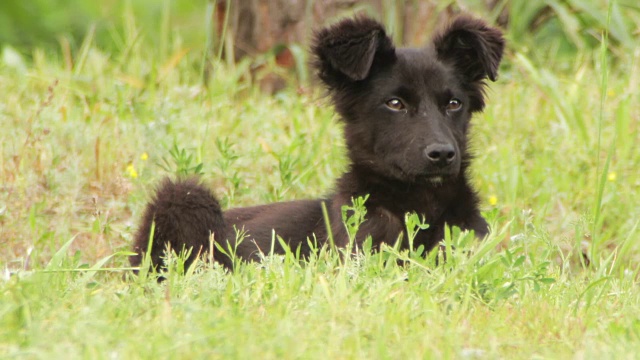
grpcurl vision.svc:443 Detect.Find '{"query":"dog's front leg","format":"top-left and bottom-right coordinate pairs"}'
top-left (468, 213), bottom-right (490, 239)
top-left (353, 208), bottom-right (406, 251)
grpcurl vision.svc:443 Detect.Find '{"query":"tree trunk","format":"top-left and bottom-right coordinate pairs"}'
top-left (208, 0), bottom-right (460, 91)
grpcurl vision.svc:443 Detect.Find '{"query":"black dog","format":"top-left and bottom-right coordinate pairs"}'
top-left (131, 14), bottom-right (504, 270)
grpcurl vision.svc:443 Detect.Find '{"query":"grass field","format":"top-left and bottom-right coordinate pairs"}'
top-left (2, 2), bottom-right (640, 358)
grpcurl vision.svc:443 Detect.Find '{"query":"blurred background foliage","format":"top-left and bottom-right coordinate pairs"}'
top-left (0, 0), bottom-right (207, 55)
top-left (0, 0), bottom-right (639, 76)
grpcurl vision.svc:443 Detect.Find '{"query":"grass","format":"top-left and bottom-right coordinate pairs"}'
top-left (2, 4), bottom-right (640, 359)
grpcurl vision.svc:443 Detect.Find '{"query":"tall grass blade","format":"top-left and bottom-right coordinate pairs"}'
top-left (216, 0), bottom-right (231, 63)
top-left (73, 25), bottom-right (96, 75)
top-left (45, 236), bottom-right (78, 270)
top-left (321, 201), bottom-right (336, 252)
top-left (201, 0), bottom-right (215, 83)
top-left (78, 252), bottom-right (129, 283)
top-left (591, 0), bottom-right (612, 260)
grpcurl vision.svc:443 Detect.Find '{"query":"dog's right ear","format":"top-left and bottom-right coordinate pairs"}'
top-left (432, 15), bottom-right (504, 83)
top-left (312, 16), bottom-right (395, 86)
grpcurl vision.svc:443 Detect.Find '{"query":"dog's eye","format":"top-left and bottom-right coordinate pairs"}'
top-left (446, 98), bottom-right (462, 112)
top-left (385, 98), bottom-right (406, 111)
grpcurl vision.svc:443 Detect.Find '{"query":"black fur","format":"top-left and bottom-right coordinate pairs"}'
top-left (131, 14), bottom-right (505, 270)
top-left (130, 178), bottom-right (229, 269)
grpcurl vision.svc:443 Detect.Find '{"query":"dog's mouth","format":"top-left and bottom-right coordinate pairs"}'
top-left (422, 173), bottom-right (456, 186)
top-left (421, 163), bottom-right (461, 184)
top-left (391, 164), bottom-right (458, 185)
top-left (427, 175), bottom-right (445, 185)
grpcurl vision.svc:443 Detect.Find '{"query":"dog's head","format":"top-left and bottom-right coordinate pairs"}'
top-left (312, 15), bottom-right (504, 184)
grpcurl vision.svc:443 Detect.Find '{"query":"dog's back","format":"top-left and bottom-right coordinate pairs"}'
top-left (223, 200), bottom-right (327, 261)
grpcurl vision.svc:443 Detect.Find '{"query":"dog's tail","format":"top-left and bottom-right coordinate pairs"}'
top-left (130, 177), bottom-right (227, 271)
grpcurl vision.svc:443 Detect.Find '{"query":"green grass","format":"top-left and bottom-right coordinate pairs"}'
top-left (2, 4), bottom-right (640, 359)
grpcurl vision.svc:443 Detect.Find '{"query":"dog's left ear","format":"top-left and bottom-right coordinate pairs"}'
top-left (433, 16), bottom-right (505, 82)
top-left (312, 16), bottom-right (395, 86)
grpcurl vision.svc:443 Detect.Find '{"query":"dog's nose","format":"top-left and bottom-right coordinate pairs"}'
top-left (424, 143), bottom-right (456, 167)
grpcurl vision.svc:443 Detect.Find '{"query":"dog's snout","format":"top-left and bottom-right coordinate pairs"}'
top-left (424, 143), bottom-right (456, 167)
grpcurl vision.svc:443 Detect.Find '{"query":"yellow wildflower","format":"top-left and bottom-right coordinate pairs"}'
top-left (140, 152), bottom-right (149, 161)
top-left (126, 164), bottom-right (138, 179)
top-left (488, 195), bottom-right (498, 206)
top-left (607, 172), bottom-right (616, 182)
